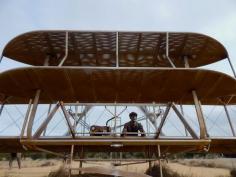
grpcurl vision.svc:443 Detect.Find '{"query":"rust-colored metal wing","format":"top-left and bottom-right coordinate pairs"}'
top-left (0, 67), bottom-right (236, 104)
top-left (2, 31), bottom-right (228, 67)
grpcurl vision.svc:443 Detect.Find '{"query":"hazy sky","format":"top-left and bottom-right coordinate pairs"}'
top-left (0, 0), bottom-right (236, 71)
top-left (0, 0), bottom-right (236, 136)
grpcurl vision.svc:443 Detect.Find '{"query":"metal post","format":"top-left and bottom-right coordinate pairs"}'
top-left (0, 55), bottom-right (3, 64)
top-left (0, 103), bottom-right (5, 116)
top-left (69, 145), bottom-right (74, 177)
top-left (183, 53), bottom-right (190, 141)
top-left (43, 104), bottom-right (52, 136)
top-left (158, 145), bottom-right (163, 177)
top-left (83, 109), bottom-right (86, 136)
top-left (20, 99), bottom-right (32, 138)
top-left (180, 104), bottom-right (188, 136)
top-left (198, 101), bottom-right (209, 137)
top-left (152, 102), bottom-right (159, 133)
top-left (44, 55), bottom-right (50, 66)
top-left (146, 107), bottom-right (149, 136)
top-left (166, 32), bottom-right (176, 68)
top-left (116, 32), bottom-right (119, 68)
top-left (172, 103), bottom-right (198, 139)
top-left (33, 103), bottom-right (60, 139)
top-left (227, 57), bottom-right (236, 78)
top-left (184, 56), bottom-right (190, 68)
top-left (27, 89), bottom-right (41, 139)
top-left (74, 103), bottom-right (79, 131)
top-left (223, 104), bottom-right (236, 136)
top-left (192, 90), bottom-right (207, 139)
top-left (114, 103), bottom-right (117, 136)
top-left (148, 146), bottom-right (152, 169)
top-left (156, 103), bottom-right (172, 138)
top-left (59, 31), bottom-right (69, 66)
top-left (79, 147), bottom-right (84, 175)
top-left (60, 101), bottom-right (75, 138)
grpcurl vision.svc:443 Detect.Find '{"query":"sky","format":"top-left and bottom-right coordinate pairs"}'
top-left (0, 0), bottom-right (236, 137)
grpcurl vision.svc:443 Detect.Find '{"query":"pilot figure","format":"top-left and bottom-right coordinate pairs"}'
top-left (122, 112), bottom-right (145, 137)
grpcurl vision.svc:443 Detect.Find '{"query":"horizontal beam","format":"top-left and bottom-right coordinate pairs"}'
top-left (73, 158), bottom-right (158, 162)
top-left (20, 138), bottom-right (211, 146)
top-left (64, 103), bottom-right (167, 106)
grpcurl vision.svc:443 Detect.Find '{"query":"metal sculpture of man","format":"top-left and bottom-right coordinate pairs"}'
top-left (122, 112), bottom-right (145, 137)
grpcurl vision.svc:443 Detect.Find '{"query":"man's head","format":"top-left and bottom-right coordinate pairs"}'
top-left (129, 112), bottom-right (137, 122)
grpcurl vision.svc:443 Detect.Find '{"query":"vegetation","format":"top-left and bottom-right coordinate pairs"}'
top-left (231, 169), bottom-right (236, 177)
top-left (48, 165), bottom-right (111, 177)
top-left (146, 164), bottom-right (189, 177)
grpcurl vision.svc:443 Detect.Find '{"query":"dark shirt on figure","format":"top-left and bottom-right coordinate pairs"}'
top-left (122, 121), bottom-right (145, 136)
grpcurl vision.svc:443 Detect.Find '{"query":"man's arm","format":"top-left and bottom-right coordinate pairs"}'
top-left (121, 123), bottom-right (128, 137)
top-left (138, 123), bottom-right (146, 137)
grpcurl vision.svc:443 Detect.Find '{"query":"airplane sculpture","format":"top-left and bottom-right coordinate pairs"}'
top-left (0, 31), bottom-right (236, 176)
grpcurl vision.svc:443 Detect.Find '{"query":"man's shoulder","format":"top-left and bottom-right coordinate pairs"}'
top-left (124, 121), bottom-right (131, 126)
top-left (137, 122), bottom-right (143, 127)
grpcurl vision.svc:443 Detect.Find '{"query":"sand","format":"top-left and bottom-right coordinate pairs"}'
top-left (0, 158), bottom-right (232, 177)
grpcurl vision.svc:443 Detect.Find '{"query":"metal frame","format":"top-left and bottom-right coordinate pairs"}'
top-left (227, 57), bottom-right (236, 78)
top-left (60, 101), bottom-right (76, 138)
top-left (1, 30), bottom-right (236, 177)
top-left (172, 103), bottom-right (198, 139)
top-left (0, 102), bottom-right (5, 116)
top-left (0, 55), bottom-right (3, 64)
top-left (180, 104), bottom-right (188, 136)
top-left (223, 104), bottom-right (236, 136)
top-left (166, 32), bottom-right (176, 68)
top-left (192, 90), bottom-right (208, 139)
top-left (65, 103), bottom-right (167, 106)
top-left (33, 103), bottom-right (60, 139)
top-left (139, 106), bottom-right (164, 135)
top-left (18, 98), bottom-right (219, 146)
top-left (116, 32), bottom-right (119, 67)
top-left (27, 89), bottom-right (41, 139)
top-left (58, 31), bottom-right (69, 66)
top-left (43, 104), bottom-right (52, 136)
top-left (155, 103), bottom-right (172, 138)
top-left (0, 96), bottom-right (10, 116)
top-left (20, 99), bottom-right (32, 138)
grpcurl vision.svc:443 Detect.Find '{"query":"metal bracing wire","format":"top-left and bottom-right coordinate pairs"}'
top-left (0, 112), bottom-right (21, 134)
top-left (207, 109), bottom-right (225, 130)
top-left (168, 121), bottom-right (185, 136)
top-left (94, 108), bottom-right (106, 125)
top-left (193, 102), bottom-right (232, 136)
top-left (0, 121), bottom-right (20, 134)
top-left (32, 109), bottom-right (50, 131)
top-left (4, 107), bottom-right (21, 131)
top-left (227, 57), bottom-right (236, 78)
top-left (47, 108), bottom-right (70, 136)
top-left (13, 105), bottom-right (25, 118)
top-left (47, 117), bottom-right (64, 136)
top-left (207, 110), bottom-right (231, 136)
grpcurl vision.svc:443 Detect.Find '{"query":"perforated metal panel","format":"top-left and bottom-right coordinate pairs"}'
top-left (3, 31), bottom-right (228, 67)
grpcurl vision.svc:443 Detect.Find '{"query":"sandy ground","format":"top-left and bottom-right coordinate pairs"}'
top-left (168, 163), bottom-right (230, 177)
top-left (0, 158), bottom-right (232, 177)
top-left (177, 158), bottom-right (236, 169)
